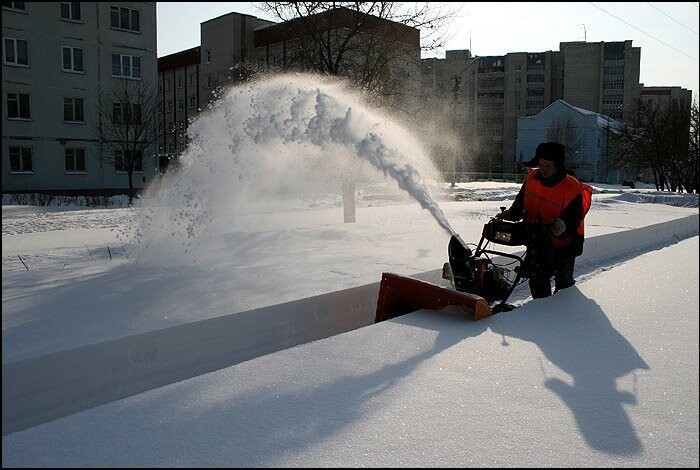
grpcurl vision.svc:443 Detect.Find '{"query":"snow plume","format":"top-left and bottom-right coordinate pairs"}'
top-left (131, 73), bottom-right (454, 263)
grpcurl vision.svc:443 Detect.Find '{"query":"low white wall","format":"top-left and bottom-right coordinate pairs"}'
top-left (2, 214), bottom-right (697, 435)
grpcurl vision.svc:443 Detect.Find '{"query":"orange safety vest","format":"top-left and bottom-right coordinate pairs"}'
top-left (522, 170), bottom-right (592, 248)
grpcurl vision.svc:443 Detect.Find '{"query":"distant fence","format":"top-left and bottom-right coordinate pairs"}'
top-left (444, 172), bottom-right (526, 184)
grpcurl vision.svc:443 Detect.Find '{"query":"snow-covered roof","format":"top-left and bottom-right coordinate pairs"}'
top-left (523, 99), bottom-right (624, 132)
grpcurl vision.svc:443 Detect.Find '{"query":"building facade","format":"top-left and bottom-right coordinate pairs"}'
top-left (421, 40), bottom-right (645, 177)
top-left (560, 40), bottom-right (641, 122)
top-left (155, 8), bottom-right (422, 166)
top-left (421, 49), bottom-right (563, 175)
top-left (639, 86), bottom-right (693, 111)
top-left (157, 46), bottom-right (200, 173)
top-left (2, 2), bottom-right (158, 195)
top-left (199, 11), bottom-right (275, 109)
top-left (154, 12), bottom-right (275, 168)
top-left (516, 100), bottom-right (624, 184)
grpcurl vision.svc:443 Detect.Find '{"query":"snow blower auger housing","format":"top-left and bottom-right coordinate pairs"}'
top-left (376, 210), bottom-right (549, 322)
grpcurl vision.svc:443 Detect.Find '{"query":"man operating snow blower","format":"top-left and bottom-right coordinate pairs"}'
top-left (375, 142), bottom-right (592, 323)
top-left (497, 142), bottom-right (592, 299)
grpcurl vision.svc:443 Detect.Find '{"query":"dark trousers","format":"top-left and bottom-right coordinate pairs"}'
top-left (529, 256), bottom-right (576, 299)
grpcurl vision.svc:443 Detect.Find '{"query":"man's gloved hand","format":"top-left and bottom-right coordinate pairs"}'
top-left (495, 208), bottom-right (512, 220)
top-left (550, 218), bottom-right (566, 237)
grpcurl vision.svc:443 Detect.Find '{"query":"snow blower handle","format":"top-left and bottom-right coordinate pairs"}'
top-left (495, 206), bottom-right (523, 222)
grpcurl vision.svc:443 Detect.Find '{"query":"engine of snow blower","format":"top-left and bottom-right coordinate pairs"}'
top-left (444, 212), bottom-right (553, 313)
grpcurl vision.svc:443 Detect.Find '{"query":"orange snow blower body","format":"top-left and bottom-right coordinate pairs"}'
top-left (375, 272), bottom-right (493, 322)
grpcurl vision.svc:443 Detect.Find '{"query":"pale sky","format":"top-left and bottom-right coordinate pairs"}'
top-left (156, 2), bottom-right (699, 99)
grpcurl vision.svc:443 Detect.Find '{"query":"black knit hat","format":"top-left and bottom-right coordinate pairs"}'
top-left (523, 142), bottom-right (566, 168)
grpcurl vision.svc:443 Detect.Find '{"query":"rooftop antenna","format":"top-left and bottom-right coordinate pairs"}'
top-left (469, 29), bottom-right (472, 52)
top-left (581, 23), bottom-right (587, 41)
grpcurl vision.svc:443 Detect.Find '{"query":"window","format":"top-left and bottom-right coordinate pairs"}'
top-left (112, 102), bottom-right (141, 125)
top-left (4, 38), bottom-right (28, 66)
top-left (7, 92), bottom-right (30, 119)
top-left (64, 97), bottom-right (84, 122)
top-left (166, 100), bottom-right (172, 112)
top-left (178, 98), bottom-right (183, 111)
top-left (189, 96), bottom-right (196, 109)
top-left (206, 49), bottom-right (211, 63)
top-left (65, 148), bottom-right (86, 172)
top-left (189, 73), bottom-right (195, 86)
top-left (62, 46), bottom-right (83, 72)
top-left (115, 149), bottom-right (143, 172)
top-left (2, 2), bottom-right (25, 11)
top-left (9, 145), bottom-right (32, 172)
top-left (110, 6), bottom-right (140, 32)
top-left (177, 76), bottom-right (182, 89)
top-left (166, 78), bottom-right (172, 91)
top-left (111, 53), bottom-right (141, 79)
top-left (60, 2), bottom-right (81, 20)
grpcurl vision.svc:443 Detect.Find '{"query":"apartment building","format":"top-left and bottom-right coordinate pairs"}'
top-left (2, 2), bottom-right (158, 195)
top-left (199, 11), bottom-right (275, 109)
top-left (422, 49), bottom-right (562, 174)
top-left (639, 86), bottom-right (693, 111)
top-left (157, 46), bottom-right (200, 172)
top-left (422, 40), bottom-right (645, 175)
top-left (156, 8), bottom-right (422, 165)
top-left (154, 11), bottom-right (274, 168)
top-left (560, 40), bottom-right (641, 122)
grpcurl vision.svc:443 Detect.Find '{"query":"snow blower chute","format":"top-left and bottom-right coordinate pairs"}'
top-left (375, 209), bottom-right (554, 322)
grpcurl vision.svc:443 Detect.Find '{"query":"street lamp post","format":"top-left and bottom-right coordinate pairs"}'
top-left (450, 56), bottom-right (479, 187)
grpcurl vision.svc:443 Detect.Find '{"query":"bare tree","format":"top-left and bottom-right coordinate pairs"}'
top-left (254, 2), bottom-right (460, 110)
top-left (94, 79), bottom-right (158, 204)
top-left (613, 98), bottom-right (693, 192)
top-left (547, 115), bottom-right (584, 166)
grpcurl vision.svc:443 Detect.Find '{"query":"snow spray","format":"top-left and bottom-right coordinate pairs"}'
top-left (131, 73), bottom-right (458, 260)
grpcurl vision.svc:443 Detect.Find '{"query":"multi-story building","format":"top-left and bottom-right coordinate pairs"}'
top-left (2, 2), bottom-right (158, 195)
top-left (422, 40), bottom-right (645, 176)
top-left (639, 86), bottom-right (693, 111)
top-left (560, 40), bottom-right (641, 122)
top-left (199, 11), bottom-right (275, 108)
top-left (157, 46), bottom-right (200, 172)
top-left (422, 49), bottom-right (562, 174)
top-left (154, 12), bottom-right (274, 168)
top-left (156, 8), bottom-right (422, 166)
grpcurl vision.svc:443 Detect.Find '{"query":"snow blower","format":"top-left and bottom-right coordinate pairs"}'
top-left (375, 208), bottom-right (554, 322)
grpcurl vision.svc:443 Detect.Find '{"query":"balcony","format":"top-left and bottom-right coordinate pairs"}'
top-left (526, 82), bottom-right (545, 89)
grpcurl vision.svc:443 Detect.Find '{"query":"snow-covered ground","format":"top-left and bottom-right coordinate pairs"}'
top-left (2, 74), bottom-right (698, 466)
top-left (2, 182), bottom-right (698, 467)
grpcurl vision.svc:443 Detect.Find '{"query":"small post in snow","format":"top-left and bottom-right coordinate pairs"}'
top-left (18, 255), bottom-right (29, 270)
top-left (342, 178), bottom-right (356, 224)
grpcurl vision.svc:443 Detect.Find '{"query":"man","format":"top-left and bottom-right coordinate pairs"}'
top-left (498, 142), bottom-right (592, 298)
